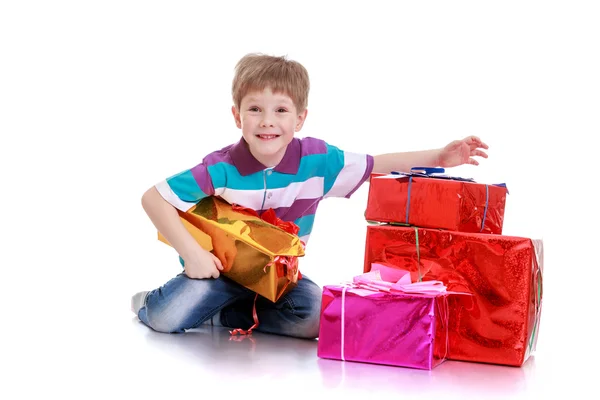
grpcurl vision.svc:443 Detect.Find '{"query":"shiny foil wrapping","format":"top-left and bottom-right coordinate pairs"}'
top-left (158, 196), bottom-right (305, 302)
top-left (317, 285), bottom-right (450, 370)
top-left (363, 225), bottom-right (543, 367)
top-left (365, 174), bottom-right (508, 234)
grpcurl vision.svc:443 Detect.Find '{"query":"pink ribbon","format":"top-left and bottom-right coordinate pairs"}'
top-left (349, 262), bottom-right (448, 296)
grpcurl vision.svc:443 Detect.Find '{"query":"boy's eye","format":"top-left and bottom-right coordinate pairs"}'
top-left (249, 107), bottom-right (260, 112)
top-left (277, 108), bottom-right (287, 113)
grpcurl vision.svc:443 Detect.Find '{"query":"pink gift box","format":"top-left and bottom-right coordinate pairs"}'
top-left (317, 264), bottom-right (451, 370)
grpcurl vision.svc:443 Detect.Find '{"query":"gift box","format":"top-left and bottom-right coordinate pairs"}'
top-left (158, 196), bottom-right (305, 303)
top-left (317, 263), bottom-right (453, 370)
top-left (363, 225), bottom-right (543, 367)
top-left (365, 168), bottom-right (509, 234)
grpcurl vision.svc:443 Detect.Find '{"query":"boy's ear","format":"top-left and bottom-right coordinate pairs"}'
top-left (295, 109), bottom-right (308, 132)
top-left (231, 106), bottom-right (242, 129)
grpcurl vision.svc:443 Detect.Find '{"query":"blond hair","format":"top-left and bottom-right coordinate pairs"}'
top-left (232, 53), bottom-right (310, 112)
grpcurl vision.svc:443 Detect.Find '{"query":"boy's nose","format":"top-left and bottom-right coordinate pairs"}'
top-left (260, 114), bottom-right (275, 127)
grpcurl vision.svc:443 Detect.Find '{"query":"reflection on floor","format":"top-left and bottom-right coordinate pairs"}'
top-left (131, 317), bottom-right (541, 398)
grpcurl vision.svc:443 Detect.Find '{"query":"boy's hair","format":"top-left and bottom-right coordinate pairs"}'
top-left (232, 53), bottom-right (310, 112)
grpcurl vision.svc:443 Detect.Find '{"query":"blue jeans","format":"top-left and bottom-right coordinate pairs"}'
top-left (137, 273), bottom-right (322, 339)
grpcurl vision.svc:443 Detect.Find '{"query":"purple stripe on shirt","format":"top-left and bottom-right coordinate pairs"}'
top-left (190, 163), bottom-right (215, 196)
top-left (263, 198), bottom-right (321, 222)
top-left (273, 138), bottom-right (301, 175)
top-left (203, 144), bottom-right (236, 166)
top-left (190, 144), bottom-right (238, 196)
top-left (300, 137), bottom-right (328, 157)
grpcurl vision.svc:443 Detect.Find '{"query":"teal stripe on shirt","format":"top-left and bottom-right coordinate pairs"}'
top-left (207, 163), bottom-right (264, 190)
top-left (167, 170), bottom-right (208, 202)
top-left (295, 214), bottom-right (315, 237)
top-left (207, 153), bottom-right (330, 190)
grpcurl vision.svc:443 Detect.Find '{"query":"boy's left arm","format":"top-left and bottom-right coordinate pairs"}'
top-left (372, 136), bottom-right (489, 174)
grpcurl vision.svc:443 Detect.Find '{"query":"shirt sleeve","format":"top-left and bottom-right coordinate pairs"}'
top-left (323, 142), bottom-right (374, 199)
top-left (154, 162), bottom-right (216, 212)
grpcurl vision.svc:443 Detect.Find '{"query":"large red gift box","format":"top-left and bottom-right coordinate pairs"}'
top-left (363, 224), bottom-right (543, 367)
top-left (365, 171), bottom-right (508, 234)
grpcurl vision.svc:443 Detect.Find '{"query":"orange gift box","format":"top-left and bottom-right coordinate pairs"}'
top-left (158, 196), bottom-right (305, 303)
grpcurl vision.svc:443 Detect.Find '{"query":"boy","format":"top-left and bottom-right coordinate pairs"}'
top-left (131, 53), bottom-right (488, 339)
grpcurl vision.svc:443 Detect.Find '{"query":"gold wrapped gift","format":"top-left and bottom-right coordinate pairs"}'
top-left (158, 196), bottom-right (305, 302)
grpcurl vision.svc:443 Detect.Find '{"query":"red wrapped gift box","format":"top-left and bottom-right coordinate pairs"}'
top-left (363, 225), bottom-right (543, 367)
top-left (365, 172), bottom-right (508, 234)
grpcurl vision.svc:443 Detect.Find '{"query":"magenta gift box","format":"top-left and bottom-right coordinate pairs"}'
top-left (317, 284), bottom-right (450, 370)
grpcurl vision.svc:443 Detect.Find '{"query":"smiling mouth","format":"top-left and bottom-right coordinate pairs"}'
top-left (256, 134), bottom-right (280, 140)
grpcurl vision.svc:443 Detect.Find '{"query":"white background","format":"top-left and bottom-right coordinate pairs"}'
top-left (1, 1), bottom-right (598, 399)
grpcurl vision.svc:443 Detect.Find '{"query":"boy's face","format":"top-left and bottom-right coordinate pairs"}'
top-left (232, 87), bottom-right (307, 167)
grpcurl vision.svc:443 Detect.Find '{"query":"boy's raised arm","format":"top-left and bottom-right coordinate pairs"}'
top-left (373, 149), bottom-right (441, 174)
top-left (372, 136), bottom-right (489, 174)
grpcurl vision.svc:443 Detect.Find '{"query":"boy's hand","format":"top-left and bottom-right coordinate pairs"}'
top-left (182, 245), bottom-right (224, 279)
top-left (438, 136), bottom-right (489, 167)
top-left (212, 241), bottom-right (237, 273)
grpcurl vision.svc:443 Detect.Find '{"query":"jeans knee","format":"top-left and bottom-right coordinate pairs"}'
top-left (139, 274), bottom-right (248, 333)
top-left (286, 284), bottom-right (322, 339)
top-left (295, 308), bottom-right (320, 339)
top-left (144, 306), bottom-right (186, 333)
top-left (140, 279), bottom-right (211, 333)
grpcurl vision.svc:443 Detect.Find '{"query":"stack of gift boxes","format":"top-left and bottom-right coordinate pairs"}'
top-left (317, 167), bottom-right (544, 370)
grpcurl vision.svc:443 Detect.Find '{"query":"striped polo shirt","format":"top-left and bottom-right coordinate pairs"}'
top-left (155, 136), bottom-right (374, 246)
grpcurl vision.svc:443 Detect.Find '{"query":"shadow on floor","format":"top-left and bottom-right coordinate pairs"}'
top-left (134, 317), bottom-right (318, 378)
top-left (133, 316), bottom-right (536, 396)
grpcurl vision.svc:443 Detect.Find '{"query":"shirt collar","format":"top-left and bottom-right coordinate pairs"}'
top-left (230, 137), bottom-right (301, 176)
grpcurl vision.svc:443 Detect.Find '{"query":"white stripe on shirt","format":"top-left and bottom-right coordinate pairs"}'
top-left (155, 180), bottom-right (197, 212)
top-left (324, 152), bottom-right (368, 198)
top-left (217, 176), bottom-right (324, 210)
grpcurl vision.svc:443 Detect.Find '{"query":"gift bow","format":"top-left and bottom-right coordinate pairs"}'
top-left (232, 204), bottom-right (300, 236)
top-left (387, 167), bottom-right (475, 183)
top-left (264, 255), bottom-right (299, 281)
top-left (349, 262), bottom-right (447, 296)
top-left (387, 166), bottom-right (508, 190)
